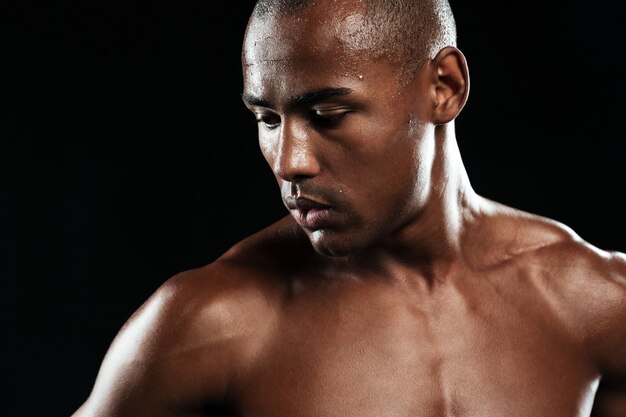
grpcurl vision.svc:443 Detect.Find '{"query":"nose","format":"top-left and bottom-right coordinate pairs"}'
top-left (272, 118), bottom-right (320, 182)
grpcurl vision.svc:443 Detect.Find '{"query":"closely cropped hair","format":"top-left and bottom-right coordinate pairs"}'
top-left (252, 0), bottom-right (457, 84)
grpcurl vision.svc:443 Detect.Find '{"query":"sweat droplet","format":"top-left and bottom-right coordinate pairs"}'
top-left (358, 75), bottom-right (363, 80)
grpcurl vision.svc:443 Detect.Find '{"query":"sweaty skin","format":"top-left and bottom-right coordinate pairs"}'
top-left (72, 1), bottom-right (626, 416)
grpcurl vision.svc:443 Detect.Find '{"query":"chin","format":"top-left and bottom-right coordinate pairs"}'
top-left (307, 229), bottom-right (368, 258)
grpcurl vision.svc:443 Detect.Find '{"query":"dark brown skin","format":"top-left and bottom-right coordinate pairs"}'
top-left (73, 1), bottom-right (626, 416)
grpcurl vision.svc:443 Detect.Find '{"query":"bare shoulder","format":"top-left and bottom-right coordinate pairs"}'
top-left (474, 199), bottom-right (625, 370)
top-left (498, 205), bottom-right (626, 374)
top-left (74, 217), bottom-right (302, 416)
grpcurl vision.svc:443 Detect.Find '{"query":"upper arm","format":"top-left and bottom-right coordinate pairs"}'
top-left (537, 242), bottom-right (626, 417)
top-left (546, 243), bottom-right (626, 372)
top-left (595, 251), bottom-right (626, 374)
top-left (589, 251), bottom-right (626, 417)
top-left (72, 268), bottom-right (242, 417)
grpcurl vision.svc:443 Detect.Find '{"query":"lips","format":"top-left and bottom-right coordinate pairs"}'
top-left (285, 196), bottom-right (330, 211)
top-left (285, 196), bottom-right (333, 229)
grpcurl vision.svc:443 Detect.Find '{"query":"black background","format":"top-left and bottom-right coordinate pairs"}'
top-left (4, 0), bottom-right (626, 416)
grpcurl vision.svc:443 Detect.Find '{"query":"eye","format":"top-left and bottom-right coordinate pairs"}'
top-left (310, 107), bottom-right (351, 127)
top-left (255, 112), bottom-right (281, 129)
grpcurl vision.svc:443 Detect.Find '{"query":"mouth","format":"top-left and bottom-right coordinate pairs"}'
top-left (285, 196), bottom-right (333, 229)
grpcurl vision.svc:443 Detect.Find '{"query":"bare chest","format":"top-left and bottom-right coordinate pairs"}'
top-left (231, 277), bottom-right (599, 417)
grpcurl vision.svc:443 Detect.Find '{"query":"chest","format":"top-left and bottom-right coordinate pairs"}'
top-left (232, 277), bottom-right (599, 417)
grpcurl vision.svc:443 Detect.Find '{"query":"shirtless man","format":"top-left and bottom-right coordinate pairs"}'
top-left (72, 0), bottom-right (626, 416)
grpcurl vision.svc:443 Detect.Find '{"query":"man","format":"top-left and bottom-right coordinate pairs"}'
top-left (73, 0), bottom-right (626, 415)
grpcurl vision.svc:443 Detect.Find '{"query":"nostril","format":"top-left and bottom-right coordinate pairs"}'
top-left (291, 174), bottom-right (312, 183)
top-left (275, 148), bottom-right (320, 182)
top-left (275, 164), bottom-right (315, 183)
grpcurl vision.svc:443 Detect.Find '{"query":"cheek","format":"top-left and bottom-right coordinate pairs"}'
top-left (258, 134), bottom-right (286, 188)
top-left (360, 123), bottom-right (433, 212)
top-left (258, 133), bottom-right (275, 166)
top-left (351, 120), bottom-right (422, 181)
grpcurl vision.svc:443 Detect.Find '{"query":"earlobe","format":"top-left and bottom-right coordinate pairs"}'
top-left (431, 47), bottom-right (470, 125)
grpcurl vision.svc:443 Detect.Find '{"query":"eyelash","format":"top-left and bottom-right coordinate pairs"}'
top-left (252, 110), bottom-right (351, 129)
top-left (254, 114), bottom-right (280, 129)
top-left (311, 111), bottom-right (349, 126)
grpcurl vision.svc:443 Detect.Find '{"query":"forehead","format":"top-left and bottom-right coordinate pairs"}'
top-left (244, 1), bottom-right (368, 58)
top-left (242, 2), bottom-right (382, 101)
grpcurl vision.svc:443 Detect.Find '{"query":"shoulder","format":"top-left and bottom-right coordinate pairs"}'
top-left (476, 201), bottom-right (626, 373)
top-left (141, 258), bottom-right (284, 363)
top-left (77, 218), bottom-right (303, 415)
top-left (517, 217), bottom-right (626, 309)
top-left (515, 219), bottom-right (626, 374)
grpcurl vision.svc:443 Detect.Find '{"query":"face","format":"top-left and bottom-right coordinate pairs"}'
top-left (242, 1), bottom-right (437, 257)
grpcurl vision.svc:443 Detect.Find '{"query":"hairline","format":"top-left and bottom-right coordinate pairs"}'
top-left (249, 0), bottom-right (457, 86)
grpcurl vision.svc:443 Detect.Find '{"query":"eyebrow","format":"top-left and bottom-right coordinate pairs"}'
top-left (241, 87), bottom-right (353, 109)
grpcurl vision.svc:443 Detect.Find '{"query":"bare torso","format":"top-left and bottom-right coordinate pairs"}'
top-left (233, 266), bottom-right (598, 417)
top-left (224, 238), bottom-right (597, 416)
top-left (72, 205), bottom-right (626, 417)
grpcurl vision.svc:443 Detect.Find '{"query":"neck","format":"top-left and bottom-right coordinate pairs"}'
top-left (351, 123), bottom-right (482, 279)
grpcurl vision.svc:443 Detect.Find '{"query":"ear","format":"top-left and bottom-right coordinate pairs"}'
top-left (430, 47), bottom-right (470, 125)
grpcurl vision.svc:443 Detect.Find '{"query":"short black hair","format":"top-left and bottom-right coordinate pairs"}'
top-left (251, 0), bottom-right (457, 84)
